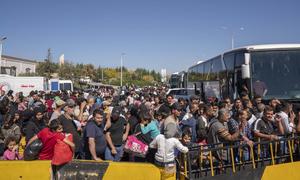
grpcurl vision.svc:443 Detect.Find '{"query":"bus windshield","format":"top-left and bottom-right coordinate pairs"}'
top-left (251, 50), bottom-right (300, 100)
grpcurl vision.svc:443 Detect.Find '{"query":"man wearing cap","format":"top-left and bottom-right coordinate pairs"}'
top-left (58, 99), bottom-right (82, 158)
top-left (103, 101), bottom-right (113, 114)
top-left (163, 103), bottom-right (182, 139)
top-left (105, 106), bottom-right (130, 161)
top-left (49, 99), bottom-right (65, 123)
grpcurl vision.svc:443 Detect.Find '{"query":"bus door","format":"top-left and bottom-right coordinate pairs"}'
top-left (227, 70), bottom-right (235, 100)
top-left (235, 68), bottom-right (249, 98)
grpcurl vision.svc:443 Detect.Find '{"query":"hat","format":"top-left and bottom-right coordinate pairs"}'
top-left (65, 99), bottom-right (76, 107)
top-left (171, 102), bottom-right (182, 111)
top-left (103, 101), bottom-right (111, 106)
top-left (55, 99), bottom-right (66, 107)
top-left (33, 101), bottom-right (43, 108)
top-left (119, 100), bottom-right (127, 107)
top-left (54, 96), bottom-right (61, 101)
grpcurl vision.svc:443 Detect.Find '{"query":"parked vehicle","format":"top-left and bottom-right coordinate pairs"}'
top-left (0, 75), bottom-right (74, 95)
top-left (166, 88), bottom-right (199, 101)
top-left (49, 79), bottom-right (73, 92)
top-left (0, 74), bottom-right (46, 96)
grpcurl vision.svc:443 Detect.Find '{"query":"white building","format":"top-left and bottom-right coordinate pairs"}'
top-left (0, 55), bottom-right (37, 76)
top-left (59, 54), bottom-right (65, 66)
top-left (161, 68), bottom-right (167, 83)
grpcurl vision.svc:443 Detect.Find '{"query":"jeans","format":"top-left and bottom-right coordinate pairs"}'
top-left (105, 146), bottom-right (124, 161)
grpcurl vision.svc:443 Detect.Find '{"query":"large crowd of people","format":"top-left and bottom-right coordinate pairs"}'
top-left (0, 86), bottom-right (299, 177)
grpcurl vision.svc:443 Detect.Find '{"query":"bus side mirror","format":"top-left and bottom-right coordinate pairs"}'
top-left (245, 53), bottom-right (250, 65)
top-left (241, 64), bottom-right (250, 79)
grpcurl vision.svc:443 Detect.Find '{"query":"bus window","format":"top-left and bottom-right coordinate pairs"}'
top-left (235, 53), bottom-right (245, 67)
top-left (204, 62), bottom-right (211, 80)
top-left (64, 83), bottom-right (72, 91)
top-left (59, 83), bottom-right (72, 91)
top-left (223, 53), bottom-right (235, 70)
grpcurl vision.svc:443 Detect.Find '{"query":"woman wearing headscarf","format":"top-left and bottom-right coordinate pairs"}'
top-left (25, 107), bottom-right (46, 144)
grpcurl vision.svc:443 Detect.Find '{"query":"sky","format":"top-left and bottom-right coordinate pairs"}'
top-left (1, 0), bottom-right (300, 73)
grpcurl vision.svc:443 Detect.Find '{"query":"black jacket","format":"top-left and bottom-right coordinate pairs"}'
top-left (58, 115), bottom-right (82, 153)
top-left (25, 118), bottom-right (46, 143)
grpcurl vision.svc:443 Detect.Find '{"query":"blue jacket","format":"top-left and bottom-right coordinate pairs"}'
top-left (141, 120), bottom-right (160, 139)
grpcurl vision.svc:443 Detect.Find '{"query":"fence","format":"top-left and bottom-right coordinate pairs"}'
top-left (177, 135), bottom-right (300, 179)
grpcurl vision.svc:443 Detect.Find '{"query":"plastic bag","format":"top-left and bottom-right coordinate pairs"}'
top-left (24, 139), bottom-right (43, 161)
top-left (124, 135), bottom-right (149, 157)
top-left (52, 134), bottom-right (73, 165)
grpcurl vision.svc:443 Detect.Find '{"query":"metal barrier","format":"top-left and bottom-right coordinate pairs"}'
top-left (177, 135), bottom-right (300, 179)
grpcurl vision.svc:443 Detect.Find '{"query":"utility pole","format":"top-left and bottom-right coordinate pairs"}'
top-left (120, 53), bottom-right (125, 87)
top-left (46, 48), bottom-right (52, 78)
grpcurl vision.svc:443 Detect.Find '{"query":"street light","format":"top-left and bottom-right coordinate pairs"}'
top-left (0, 36), bottom-right (7, 74)
top-left (221, 27), bottom-right (244, 49)
top-left (120, 53), bottom-right (125, 87)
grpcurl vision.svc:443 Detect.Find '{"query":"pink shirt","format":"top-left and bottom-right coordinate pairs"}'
top-left (3, 149), bottom-right (22, 160)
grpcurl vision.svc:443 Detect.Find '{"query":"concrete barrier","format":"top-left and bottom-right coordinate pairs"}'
top-left (103, 162), bottom-right (161, 180)
top-left (262, 161), bottom-right (300, 180)
top-left (0, 160), bottom-right (161, 180)
top-left (0, 160), bottom-right (52, 179)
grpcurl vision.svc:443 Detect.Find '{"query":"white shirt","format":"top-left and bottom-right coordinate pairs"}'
top-left (247, 114), bottom-right (257, 127)
top-left (277, 111), bottom-right (293, 134)
top-left (201, 115), bottom-right (208, 127)
top-left (149, 134), bottom-right (188, 163)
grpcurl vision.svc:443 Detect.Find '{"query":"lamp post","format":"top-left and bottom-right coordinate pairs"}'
top-left (222, 27), bottom-right (244, 49)
top-left (0, 36), bottom-right (7, 74)
top-left (120, 53), bottom-right (125, 87)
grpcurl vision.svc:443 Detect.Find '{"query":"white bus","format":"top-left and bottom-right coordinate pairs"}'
top-left (187, 44), bottom-right (300, 101)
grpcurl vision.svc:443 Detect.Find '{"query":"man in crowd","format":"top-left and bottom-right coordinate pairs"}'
top-left (164, 103), bottom-right (182, 138)
top-left (277, 102), bottom-right (295, 135)
top-left (58, 99), bottom-right (82, 158)
top-left (197, 104), bottom-right (214, 143)
top-left (253, 106), bottom-right (284, 141)
top-left (83, 109), bottom-right (107, 160)
top-left (207, 108), bottom-right (241, 161)
top-left (105, 106), bottom-right (130, 161)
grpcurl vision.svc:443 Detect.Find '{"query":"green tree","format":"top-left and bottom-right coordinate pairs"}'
top-left (36, 60), bottom-right (59, 78)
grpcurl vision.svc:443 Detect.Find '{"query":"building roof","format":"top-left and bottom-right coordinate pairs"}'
top-left (2, 55), bottom-right (37, 64)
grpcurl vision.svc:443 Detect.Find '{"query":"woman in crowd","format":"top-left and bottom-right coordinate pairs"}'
top-left (25, 107), bottom-right (46, 143)
top-left (1, 113), bottom-right (22, 143)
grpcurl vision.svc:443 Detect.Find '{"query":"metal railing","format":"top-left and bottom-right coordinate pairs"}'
top-left (177, 135), bottom-right (300, 179)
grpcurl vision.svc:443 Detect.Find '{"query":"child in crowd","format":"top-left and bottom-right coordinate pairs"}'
top-left (150, 129), bottom-right (188, 180)
top-left (3, 136), bottom-right (22, 160)
top-left (181, 129), bottom-right (203, 168)
top-left (140, 112), bottom-right (160, 140)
